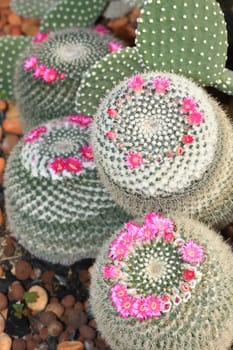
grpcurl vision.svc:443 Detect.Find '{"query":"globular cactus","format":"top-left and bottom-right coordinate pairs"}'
top-left (91, 71), bottom-right (233, 228)
top-left (103, 0), bottom-right (133, 19)
top-left (40, 0), bottom-right (108, 32)
top-left (0, 36), bottom-right (31, 99)
top-left (4, 116), bottom-right (129, 265)
top-left (10, 0), bottom-right (59, 19)
top-left (136, 0), bottom-right (233, 95)
top-left (14, 27), bottom-right (123, 132)
top-left (91, 212), bottom-right (233, 350)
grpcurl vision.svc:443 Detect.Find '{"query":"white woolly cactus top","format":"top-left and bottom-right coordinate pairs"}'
top-left (93, 72), bottom-right (219, 197)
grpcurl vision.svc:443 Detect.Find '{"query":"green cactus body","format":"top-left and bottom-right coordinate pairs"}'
top-left (91, 71), bottom-right (233, 227)
top-left (76, 47), bottom-right (147, 117)
top-left (91, 213), bottom-right (233, 350)
top-left (14, 28), bottom-right (123, 132)
top-left (0, 36), bottom-right (31, 99)
top-left (40, 0), bottom-right (108, 32)
top-left (103, 0), bottom-right (133, 19)
top-left (4, 117), bottom-right (129, 265)
top-left (10, 0), bottom-right (59, 19)
top-left (136, 0), bottom-right (233, 95)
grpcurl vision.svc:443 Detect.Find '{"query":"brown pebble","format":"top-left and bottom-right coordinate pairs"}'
top-left (79, 325), bottom-right (96, 340)
top-left (3, 243), bottom-right (15, 257)
top-left (8, 281), bottom-right (25, 301)
top-left (50, 296), bottom-right (59, 303)
top-left (67, 310), bottom-right (87, 330)
top-left (8, 13), bottom-right (22, 26)
top-left (47, 319), bottom-right (63, 337)
top-left (2, 116), bottom-right (22, 135)
top-left (45, 302), bottom-right (64, 318)
top-left (1, 134), bottom-right (19, 155)
top-left (31, 319), bottom-right (44, 333)
top-left (74, 302), bottom-right (84, 312)
top-left (0, 0), bottom-right (10, 8)
top-left (27, 285), bottom-right (48, 313)
top-left (0, 292), bottom-right (8, 311)
top-left (9, 24), bottom-right (22, 35)
top-left (23, 24), bottom-right (39, 36)
top-left (26, 338), bottom-right (39, 350)
top-left (0, 333), bottom-right (12, 350)
top-left (61, 294), bottom-right (76, 308)
top-left (0, 209), bottom-right (3, 225)
top-left (0, 266), bottom-right (4, 277)
top-left (15, 260), bottom-right (33, 280)
top-left (222, 224), bottom-right (233, 239)
top-left (0, 100), bottom-right (7, 111)
top-left (59, 328), bottom-right (70, 342)
top-left (88, 319), bottom-right (97, 329)
top-left (57, 341), bottom-right (84, 350)
top-left (78, 270), bottom-right (90, 284)
top-left (0, 313), bottom-right (5, 333)
top-left (12, 338), bottom-right (26, 350)
top-left (41, 270), bottom-right (55, 284)
top-left (39, 326), bottom-right (48, 341)
top-left (39, 310), bottom-right (56, 326)
top-left (30, 267), bottom-right (42, 280)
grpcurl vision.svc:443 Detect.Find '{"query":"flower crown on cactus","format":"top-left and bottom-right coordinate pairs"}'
top-left (4, 117), bottom-right (129, 265)
top-left (14, 27), bottom-right (123, 132)
top-left (90, 213), bottom-right (233, 350)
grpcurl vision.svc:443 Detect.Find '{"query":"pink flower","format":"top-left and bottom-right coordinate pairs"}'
top-left (49, 157), bottom-right (65, 173)
top-left (43, 67), bottom-right (59, 83)
top-left (105, 131), bottom-right (116, 139)
top-left (177, 146), bottom-right (184, 156)
top-left (32, 31), bottom-right (50, 44)
top-left (64, 157), bottom-right (83, 173)
top-left (181, 97), bottom-right (197, 113)
top-left (33, 64), bottom-right (47, 78)
top-left (163, 302), bottom-right (172, 312)
top-left (124, 221), bottom-right (141, 239)
top-left (152, 76), bottom-right (170, 93)
top-left (140, 224), bottom-right (157, 241)
top-left (167, 150), bottom-right (175, 158)
top-left (115, 296), bottom-right (135, 318)
top-left (108, 41), bottom-right (123, 52)
top-left (110, 283), bottom-right (128, 303)
top-left (66, 115), bottom-right (93, 127)
top-left (102, 264), bottom-right (120, 279)
top-left (187, 110), bottom-right (204, 125)
top-left (80, 145), bottom-right (93, 161)
top-left (127, 74), bottom-right (144, 92)
top-left (126, 151), bottom-right (143, 169)
top-left (173, 295), bottom-right (182, 306)
top-left (183, 269), bottom-right (195, 281)
top-left (180, 282), bottom-right (190, 293)
top-left (107, 108), bottom-right (118, 118)
top-left (179, 240), bottom-right (204, 264)
top-left (108, 241), bottom-right (130, 261)
top-left (94, 25), bottom-right (110, 34)
top-left (24, 126), bottom-right (47, 142)
top-left (182, 135), bottom-right (194, 144)
top-left (145, 212), bottom-right (174, 236)
top-left (132, 297), bottom-right (148, 320)
top-left (59, 73), bottom-right (66, 80)
top-left (24, 55), bottom-right (38, 70)
top-left (164, 231), bottom-right (175, 242)
top-left (145, 295), bottom-right (164, 318)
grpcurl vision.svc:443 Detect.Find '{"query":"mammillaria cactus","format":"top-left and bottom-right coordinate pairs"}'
top-left (91, 71), bottom-right (233, 227)
top-left (90, 212), bottom-right (233, 350)
top-left (4, 116), bottom-right (128, 265)
top-left (136, 0), bottom-right (233, 95)
top-left (14, 27), bottom-right (123, 132)
top-left (10, 0), bottom-right (59, 19)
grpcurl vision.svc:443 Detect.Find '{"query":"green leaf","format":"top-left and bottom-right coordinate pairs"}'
top-left (13, 302), bottom-right (25, 319)
top-left (23, 291), bottom-right (38, 304)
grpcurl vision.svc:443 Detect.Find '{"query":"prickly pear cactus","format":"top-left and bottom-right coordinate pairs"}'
top-left (136, 0), bottom-right (233, 95)
top-left (4, 116), bottom-right (129, 265)
top-left (91, 71), bottom-right (233, 228)
top-left (0, 36), bottom-right (31, 99)
top-left (10, 0), bottom-right (59, 19)
top-left (14, 27), bottom-right (123, 132)
top-left (91, 212), bottom-right (233, 350)
top-left (40, 0), bottom-right (108, 32)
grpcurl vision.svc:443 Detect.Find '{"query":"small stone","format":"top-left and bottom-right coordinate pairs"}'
top-left (46, 302), bottom-right (64, 318)
top-left (0, 333), bottom-right (12, 350)
top-left (57, 340), bottom-right (84, 350)
top-left (12, 338), bottom-right (26, 350)
top-left (27, 285), bottom-right (48, 313)
top-left (79, 325), bottom-right (96, 340)
top-left (15, 261), bottom-right (32, 280)
top-left (0, 292), bottom-right (8, 310)
top-left (3, 243), bottom-right (15, 257)
top-left (0, 134), bottom-right (19, 155)
top-left (0, 312), bottom-right (5, 332)
top-left (30, 268), bottom-right (42, 280)
top-left (2, 116), bottom-right (22, 135)
top-left (0, 100), bottom-right (7, 112)
top-left (26, 337), bottom-right (39, 350)
top-left (8, 281), bottom-right (25, 301)
top-left (39, 311), bottom-right (56, 326)
top-left (61, 295), bottom-right (76, 308)
top-left (39, 326), bottom-right (48, 341)
top-left (67, 310), bottom-right (87, 330)
top-left (78, 270), bottom-right (90, 284)
top-left (84, 340), bottom-right (94, 350)
top-left (41, 270), bottom-right (55, 284)
top-left (47, 319), bottom-right (63, 337)
top-left (74, 302), bottom-right (84, 312)
top-left (88, 319), bottom-right (97, 329)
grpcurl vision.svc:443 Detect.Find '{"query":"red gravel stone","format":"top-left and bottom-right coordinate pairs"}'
top-left (79, 325), bottom-right (96, 340)
top-left (0, 292), bottom-right (8, 310)
top-left (12, 338), bottom-right (26, 350)
top-left (3, 243), bottom-right (15, 257)
top-left (67, 310), bottom-right (88, 330)
top-left (39, 311), bottom-right (57, 326)
top-left (61, 294), bottom-right (76, 308)
top-left (15, 260), bottom-right (33, 280)
top-left (41, 270), bottom-right (55, 284)
top-left (47, 319), bottom-right (63, 337)
top-left (8, 281), bottom-right (25, 301)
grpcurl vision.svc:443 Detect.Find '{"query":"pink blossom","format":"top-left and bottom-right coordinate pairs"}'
top-left (162, 293), bottom-right (170, 302)
top-left (145, 212), bottom-right (174, 236)
top-left (32, 31), bottom-right (50, 44)
top-left (49, 157), bottom-right (65, 173)
top-left (132, 297), bottom-right (148, 320)
top-left (102, 264), bottom-right (120, 279)
top-left (187, 110), bottom-right (204, 125)
top-left (24, 55), bottom-right (38, 71)
top-left (64, 157), bottom-right (83, 173)
top-left (126, 151), bottom-right (143, 169)
top-left (140, 224), bottom-right (157, 240)
top-left (152, 76), bottom-right (170, 93)
top-left (114, 296), bottom-right (135, 318)
top-left (33, 64), bottom-right (47, 78)
top-left (164, 231), bottom-right (175, 242)
top-left (182, 135), bottom-right (194, 144)
top-left (108, 240), bottom-right (130, 261)
top-left (66, 115), bottom-right (93, 127)
top-left (59, 73), bottom-right (66, 80)
top-left (176, 146), bottom-right (184, 156)
top-left (127, 74), bottom-right (144, 92)
top-left (24, 126), bottom-right (47, 142)
top-left (107, 108), bottom-right (118, 118)
top-left (181, 97), bottom-right (197, 113)
top-left (94, 25), bottom-right (110, 34)
top-left (124, 221), bottom-right (141, 239)
top-left (105, 131), bottom-right (116, 139)
top-left (180, 282), bottom-right (190, 293)
top-left (173, 295), bottom-right (182, 305)
top-left (163, 302), bottom-right (172, 312)
top-left (179, 240), bottom-right (204, 264)
top-left (108, 41), bottom-right (123, 52)
top-left (183, 269), bottom-right (195, 281)
top-left (110, 283), bottom-right (128, 303)
top-left (145, 295), bottom-right (164, 318)
top-left (80, 145), bottom-right (93, 161)
top-left (167, 150), bottom-right (175, 158)
top-left (43, 67), bottom-right (59, 83)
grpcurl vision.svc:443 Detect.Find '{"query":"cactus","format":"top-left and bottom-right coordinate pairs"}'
top-left (0, 36), bottom-right (31, 99)
top-left (10, 0), bottom-right (59, 19)
top-left (40, 0), bottom-right (108, 32)
top-left (76, 47), bottom-right (147, 117)
top-left (4, 116), bottom-right (129, 265)
top-left (14, 27), bottom-right (123, 132)
top-left (135, 0), bottom-right (233, 95)
top-left (90, 212), bottom-right (233, 350)
top-left (91, 71), bottom-right (233, 228)
top-left (103, 0), bottom-right (134, 19)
